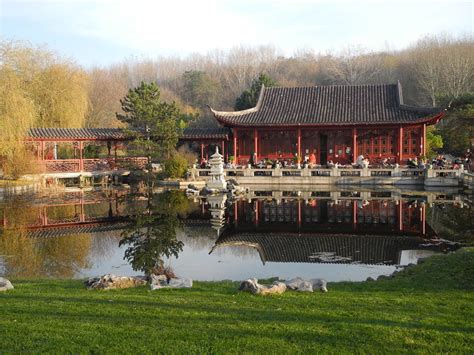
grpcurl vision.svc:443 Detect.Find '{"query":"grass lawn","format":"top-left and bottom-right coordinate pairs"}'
top-left (1, 249), bottom-right (473, 353)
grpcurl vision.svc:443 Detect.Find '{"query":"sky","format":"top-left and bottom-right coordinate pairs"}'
top-left (1, 0), bottom-right (472, 67)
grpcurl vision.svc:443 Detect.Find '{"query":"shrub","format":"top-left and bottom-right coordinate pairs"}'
top-left (1, 148), bottom-right (42, 179)
top-left (162, 154), bottom-right (188, 179)
top-left (177, 145), bottom-right (198, 166)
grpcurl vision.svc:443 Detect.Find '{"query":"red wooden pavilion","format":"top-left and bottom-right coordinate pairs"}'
top-left (203, 82), bottom-right (444, 165)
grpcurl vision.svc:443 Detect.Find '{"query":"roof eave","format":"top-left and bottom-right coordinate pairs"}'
top-left (213, 113), bottom-right (446, 129)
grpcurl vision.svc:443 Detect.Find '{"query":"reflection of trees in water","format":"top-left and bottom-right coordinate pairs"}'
top-left (179, 226), bottom-right (217, 249)
top-left (213, 245), bottom-right (262, 259)
top-left (119, 190), bottom-right (193, 276)
top-left (427, 203), bottom-right (474, 244)
top-left (89, 230), bottom-right (122, 260)
top-left (0, 229), bottom-right (92, 278)
top-left (0, 197), bottom-right (93, 278)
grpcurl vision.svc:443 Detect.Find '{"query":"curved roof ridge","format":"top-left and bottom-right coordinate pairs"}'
top-left (263, 83), bottom-right (399, 90)
top-left (208, 84), bottom-right (266, 117)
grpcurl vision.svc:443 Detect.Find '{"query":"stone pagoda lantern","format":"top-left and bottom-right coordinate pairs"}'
top-left (206, 147), bottom-right (227, 192)
top-left (207, 194), bottom-right (227, 235)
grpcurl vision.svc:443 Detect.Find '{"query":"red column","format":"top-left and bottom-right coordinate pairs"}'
top-left (370, 135), bottom-right (374, 160)
top-left (421, 204), bottom-right (426, 235)
top-left (79, 141), bottom-right (84, 172)
top-left (378, 133), bottom-right (382, 157)
top-left (221, 140), bottom-right (225, 159)
top-left (234, 201), bottom-right (238, 226)
top-left (233, 129), bottom-right (238, 164)
top-left (40, 141), bottom-right (45, 160)
top-left (398, 126), bottom-right (404, 164)
top-left (297, 128), bottom-right (302, 158)
top-left (42, 206), bottom-right (48, 226)
top-left (79, 198), bottom-right (85, 223)
top-left (422, 124), bottom-right (426, 157)
top-left (254, 129), bottom-right (258, 160)
top-left (398, 201), bottom-right (403, 231)
top-left (200, 143), bottom-right (204, 160)
top-left (297, 199), bottom-right (302, 228)
top-left (352, 200), bottom-right (357, 227)
top-left (352, 127), bottom-right (357, 163)
top-left (255, 200), bottom-right (259, 227)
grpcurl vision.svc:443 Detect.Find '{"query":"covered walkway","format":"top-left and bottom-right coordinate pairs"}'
top-left (25, 128), bottom-right (147, 173)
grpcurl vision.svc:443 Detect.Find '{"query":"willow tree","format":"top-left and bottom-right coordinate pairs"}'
top-left (0, 40), bottom-right (90, 177)
top-left (0, 40), bottom-right (89, 128)
top-left (0, 65), bottom-right (36, 177)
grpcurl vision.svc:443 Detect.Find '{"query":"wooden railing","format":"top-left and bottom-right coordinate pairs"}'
top-left (42, 157), bottom-right (148, 173)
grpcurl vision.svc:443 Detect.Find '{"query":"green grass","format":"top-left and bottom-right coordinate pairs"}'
top-left (1, 249), bottom-right (473, 353)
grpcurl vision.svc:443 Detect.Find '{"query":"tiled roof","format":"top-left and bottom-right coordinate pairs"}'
top-left (181, 127), bottom-right (230, 140)
top-left (27, 127), bottom-right (231, 141)
top-left (210, 82), bottom-right (444, 127)
top-left (213, 232), bottom-right (454, 265)
top-left (27, 221), bottom-right (131, 238)
top-left (27, 128), bottom-right (127, 140)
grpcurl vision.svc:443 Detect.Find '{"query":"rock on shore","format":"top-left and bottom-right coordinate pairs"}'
top-left (85, 274), bottom-right (147, 290)
top-left (239, 277), bottom-right (328, 295)
top-left (0, 277), bottom-right (14, 292)
top-left (239, 278), bottom-right (287, 295)
top-left (150, 274), bottom-right (193, 290)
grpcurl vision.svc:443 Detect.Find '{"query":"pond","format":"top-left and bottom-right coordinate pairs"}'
top-left (0, 185), bottom-right (471, 282)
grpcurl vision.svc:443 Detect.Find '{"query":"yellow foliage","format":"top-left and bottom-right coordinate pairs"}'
top-left (0, 40), bottom-right (90, 176)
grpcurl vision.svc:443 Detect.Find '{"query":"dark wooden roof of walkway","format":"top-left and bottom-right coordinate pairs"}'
top-left (26, 127), bottom-right (230, 141)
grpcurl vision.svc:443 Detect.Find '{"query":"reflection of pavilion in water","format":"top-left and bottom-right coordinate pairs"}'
top-left (209, 193), bottom-right (460, 266)
top-left (0, 188), bottom-right (462, 264)
top-left (0, 190), bottom-right (136, 238)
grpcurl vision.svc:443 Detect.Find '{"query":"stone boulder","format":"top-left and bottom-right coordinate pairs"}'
top-left (0, 277), bottom-right (14, 292)
top-left (150, 274), bottom-right (193, 290)
top-left (285, 277), bottom-right (328, 292)
top-left (85, 274), bottom-right (147, 290)
top-left (239, 278), bottom-right (287, 295)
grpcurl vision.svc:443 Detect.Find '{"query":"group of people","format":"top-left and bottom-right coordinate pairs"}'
top-left (200, 148), bottom-right (473, 171)
top-left (354, 154), bottom-right (370, 168)
top-left (247, 150), bottom-right (320, 169)
top-left (407, 157), bottom-right (427, 169)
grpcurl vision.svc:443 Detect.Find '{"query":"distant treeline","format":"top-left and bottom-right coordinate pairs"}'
top-left (84, 34), bottom-right (473, 128)
top-left (0, 34), bottom-right (473, 176)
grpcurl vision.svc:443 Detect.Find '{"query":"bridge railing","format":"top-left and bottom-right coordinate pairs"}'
top-left (461, 172), bottom-right (474, 187)
top-left (191, 165), bottom-right (463, 184)
top-left (42, 157), bottom-right (148, 173)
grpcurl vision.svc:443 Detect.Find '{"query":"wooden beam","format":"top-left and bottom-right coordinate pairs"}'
top-left (422, 124), bottom-right (426, 157)
top-left (297, 128), bottom-right (302, 159)
top-left (79, 141), bottom-right (84, 172)
top-left (398, 201), bottom-right (403, 231)
top-left (398, 126), bottom-right (404, 164)
top-left (254, 129), bottom-right (258, 161)
top-left (352, 127), bottom-right (357, 164)
top-left (353, 200), bottom-right (357, 227)
top-left (233, 128), bottom-right (238, 164)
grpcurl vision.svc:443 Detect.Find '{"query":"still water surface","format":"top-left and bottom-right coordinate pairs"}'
top-left (0, 186), bottom-right (471, 282)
